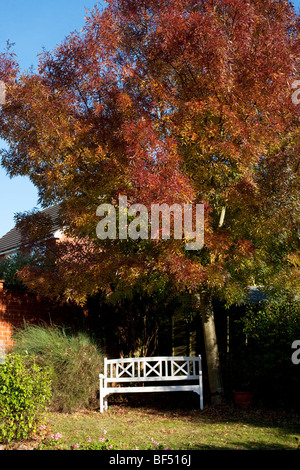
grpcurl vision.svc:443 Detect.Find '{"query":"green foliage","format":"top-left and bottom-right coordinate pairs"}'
top-left (0, 252), bottom-right (34, 288)
top-left (242, 294), bottom-right (300, 342)
top-left (12, 324), bottom-right (104, 413)
top-left (234, 294), bottom-right (300, 408)
top-left (0, 353), bottom-right (52, 443)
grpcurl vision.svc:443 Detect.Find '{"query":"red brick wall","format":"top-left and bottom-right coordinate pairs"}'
top-left (0, 280), bottom-right (83, 352)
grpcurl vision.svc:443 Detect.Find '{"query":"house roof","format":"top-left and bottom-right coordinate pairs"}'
top-left (0, 205), bottom-right (61, 255)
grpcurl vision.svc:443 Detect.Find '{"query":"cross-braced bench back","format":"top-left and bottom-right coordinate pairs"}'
top-left (104, 356), bottom-right (201, 382)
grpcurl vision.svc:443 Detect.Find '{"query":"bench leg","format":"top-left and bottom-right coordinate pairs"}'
top-left (199, 375), bottom-right (204, 410)
top-left (100, 393), bottom-right (104, 413)
top-left (99, 374), bottom-right (105, 413)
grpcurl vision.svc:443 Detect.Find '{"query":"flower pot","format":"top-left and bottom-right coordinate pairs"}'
top-left (233, 391), bottom-right (253, 408)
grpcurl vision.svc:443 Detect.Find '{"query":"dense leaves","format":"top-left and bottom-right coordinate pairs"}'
top-left (0, 354), bottom-right (52, 443)
top-left (231, 295), bottom-right (300, 407)
top-left (0, 1), bottom-right (299, 400)
top-left (0, 0), bottom-right (299, 304)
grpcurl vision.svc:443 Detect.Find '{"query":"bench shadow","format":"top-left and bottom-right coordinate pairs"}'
top-left (108, 390), bottom-right (202, 412)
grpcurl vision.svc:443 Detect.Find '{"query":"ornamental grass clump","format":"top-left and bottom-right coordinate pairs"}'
top-left (12, 324), bottom-right (104, 413)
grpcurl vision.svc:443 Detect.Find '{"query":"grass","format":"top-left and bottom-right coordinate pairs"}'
top-left (12, 325), bottom-right (104, 413)
top-left (7, 395), bottom-right (300, 451)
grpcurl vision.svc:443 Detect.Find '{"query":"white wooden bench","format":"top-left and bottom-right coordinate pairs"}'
top-left (99, 355), bottom-right (203, 413)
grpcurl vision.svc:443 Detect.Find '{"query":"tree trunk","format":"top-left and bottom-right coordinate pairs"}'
top-left (198, 290), bottom-right (224, 405)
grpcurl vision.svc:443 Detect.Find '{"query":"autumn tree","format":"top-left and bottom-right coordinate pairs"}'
top-left (0, 0), bottom-right (299, 404)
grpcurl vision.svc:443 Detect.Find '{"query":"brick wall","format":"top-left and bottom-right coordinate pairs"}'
top-left (0, 280), bottom-right (84, 353)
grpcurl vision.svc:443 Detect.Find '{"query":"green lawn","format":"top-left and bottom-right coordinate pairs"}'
top-left (14, 397), bottom-right (300, 451)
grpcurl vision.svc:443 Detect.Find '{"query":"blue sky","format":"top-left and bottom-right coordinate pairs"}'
top-left (0, 0), bottom-right (105, 237)
top-left (0, 0), bottom-right (299, 237)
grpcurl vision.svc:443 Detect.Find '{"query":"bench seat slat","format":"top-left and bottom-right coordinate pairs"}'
top-left (105, 375), bottom-right (200, 383)
top-left (105, 385), bottom-right (201, 394)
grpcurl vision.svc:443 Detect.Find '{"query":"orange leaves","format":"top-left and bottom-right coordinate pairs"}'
top-left (120, 115), bottom-right (196, 206)
top-left (116, 92), bottom-right (132, 111)
top-left (1, 1), bottom-right (300, 302)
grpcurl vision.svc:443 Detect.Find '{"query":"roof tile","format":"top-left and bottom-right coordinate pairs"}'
top-left (0, 205), bottom-right (61, 254)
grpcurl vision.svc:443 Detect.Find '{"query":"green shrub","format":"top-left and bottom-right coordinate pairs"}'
top-left (235, 294), bottom-right (300, 408)
top-left (0, 252), bottom-right (35, 288)
top-left (12, 324), bottom-right (104, 413)
top-left (0, 354), bottom-right (52, 443)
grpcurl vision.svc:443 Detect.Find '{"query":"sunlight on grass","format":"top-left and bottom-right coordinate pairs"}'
top-left (38, 404), bottom-right (300, 451)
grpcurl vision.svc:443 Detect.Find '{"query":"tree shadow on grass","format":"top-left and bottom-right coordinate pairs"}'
top-left (108, 392), bottom-right (300, 444)
top-left (191, 441), bottom-right (299, 450)
top-left (110, 392), bottom-right (299, 420)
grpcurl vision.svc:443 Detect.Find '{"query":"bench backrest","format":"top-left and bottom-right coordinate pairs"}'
top-left (103, 356), bottom-right (202, 383)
